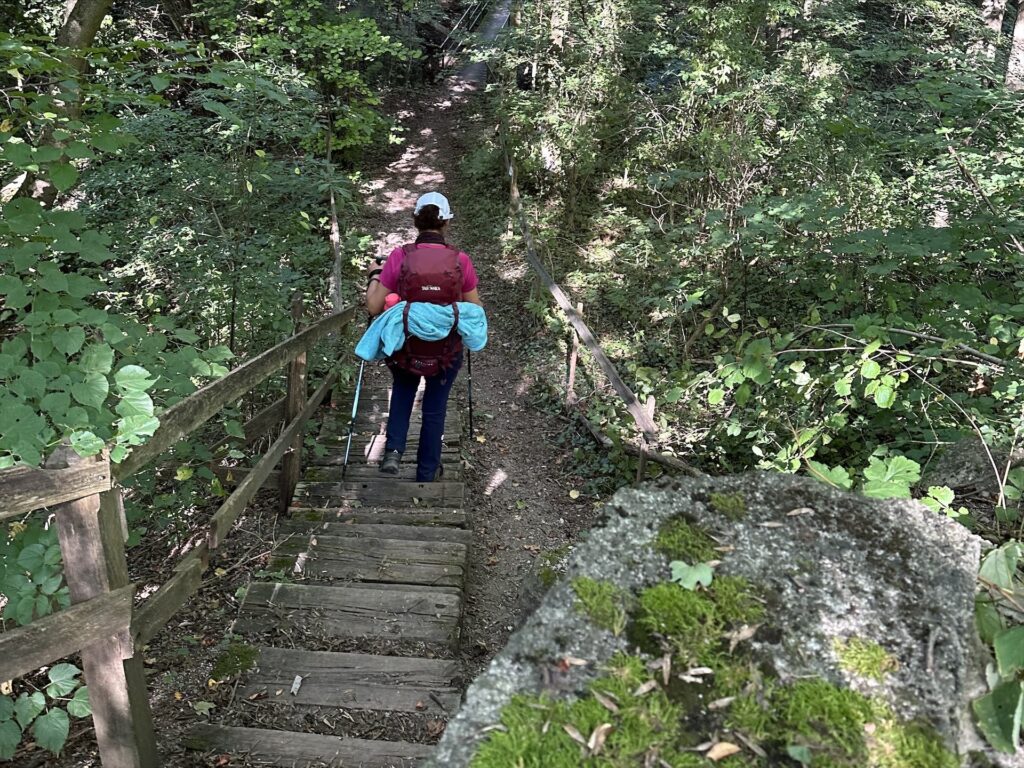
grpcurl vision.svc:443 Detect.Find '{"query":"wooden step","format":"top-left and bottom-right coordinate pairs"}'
top-left (312, 444), bottom-right (460, 467)
top-left (279, 520), bottom-right (473, 545)
top-left (304, 462), bottom-right (462, 482)
top-left (274, 534), bottom-right (467, 588)
top-left (319, 431), bottom-right (463, 448)
top-left (293, 480), bottom-right (465, 507)
top-left (236, 583), bottom-right (462, 648)
top-left (187, 724), bottom-right (431, 767)
top-left (240, 647), bottom-right (460, 715)
top-left (286, 507), bottom-right (467, 528)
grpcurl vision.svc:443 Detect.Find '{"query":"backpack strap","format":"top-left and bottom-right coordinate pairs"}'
top-left (402, 301), bottom-right (412, 338)
top-left (451, 302), bottom-right (460, 333)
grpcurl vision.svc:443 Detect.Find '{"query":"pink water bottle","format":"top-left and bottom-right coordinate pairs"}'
top-left (384, 293), bottom-right (401, 310)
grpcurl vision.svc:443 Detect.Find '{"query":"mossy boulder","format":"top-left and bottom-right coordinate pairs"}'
top-left (428, 473), bottom-right (1012, 767)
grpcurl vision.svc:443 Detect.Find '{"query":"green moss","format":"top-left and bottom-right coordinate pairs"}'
top-left (538, 566), bottom-right (557, 589)
top-left (871, 713), bottom-right (959, 768)
top-left (469, 654), bottom-right (698, 768)
top-left (211, 642), bottom-right (258, 681)
top-left (655, 518), bottom-right (717, 562)
top-left (571, 577), bottom-right (629, 636)
top-left (539, 544), bottom-right (571, 566)
top-left (709, 491), bottom-right (747, 520)
top-left (835, 637), bottom-right (898, 681)
top-left (638, 582), bottom-right (722, 657)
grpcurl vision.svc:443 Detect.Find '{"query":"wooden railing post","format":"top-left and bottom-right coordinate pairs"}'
top-left (280, 294), bottom-right (308, 512)
top-left (45, 446), bottom-right (158, 768)
top-left (636, 396), bottom-right (656, 484)
top-left (566, 302), bottom-right (582, 407)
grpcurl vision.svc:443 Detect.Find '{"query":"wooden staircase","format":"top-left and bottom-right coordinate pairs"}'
top-left (187, 377), bottom-right (468, 767)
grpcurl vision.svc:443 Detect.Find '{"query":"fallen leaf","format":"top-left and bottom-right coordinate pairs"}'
top-left (758, 521), bottom-right (784, 528)
top-left (562, 655), bottom-right (588, 667)
top-left (727, 624), bottom-right (760, 653)
top-left (476, 435), bottom-right (486, 443)
top-left (415, 700), bottom-right (427, 711)
top-left (593, 691), bottom-right (619, 714)
top-left (708, 696), bottom-right (735, 710)
top-left (523, 543), bottom-right (540, 553)
top-left (632, 680), bottom-right (659, 696)
top-left (174, 691), bottom-right (184, 701)
top-left (0, 681), bottom-right (11, 696)
top-left (569, 489), bottom-right (580, 499)
top-left (207, 678), bottom-right (219, 689)
top-left (588, 723), bottom-right (613, 755)
top-left (214, 567), bottom-right (227, 577)
top-left (563, 724), bottom-right (587, 746)
top-left (290, 675), bottom-right (304, 695)
top-left (192, 701), bottom-right (215, 716)
top-left (706, 742), bottom-right (742, 761)
top-left (486, 556), bottom-right (499, 566)
top-left (787, 507), bottom-right (815, 516)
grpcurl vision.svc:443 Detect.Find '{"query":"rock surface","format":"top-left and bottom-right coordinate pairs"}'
top-left (429, 473), bottom-right (1017, 767)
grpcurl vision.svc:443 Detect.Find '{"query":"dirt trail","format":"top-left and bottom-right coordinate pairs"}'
top-left (356, 44), bottom-right (598, 675)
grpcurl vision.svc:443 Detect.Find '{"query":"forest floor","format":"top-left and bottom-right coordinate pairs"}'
top-left (39, 52), bottom-right (602, 768)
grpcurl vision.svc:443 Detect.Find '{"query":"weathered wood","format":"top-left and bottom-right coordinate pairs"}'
top-left (304, 462), bottom-right (462, 482)
top-left (186, 724), bottom-right (431, 767)
top-left (636, 395), bottom-right (655, 484)
top-left (0, 585), bottom-right (134, 683)
top-left (293, 479), bottom-right (465, 506)
top-left (566, 301), bottom-right (582, 406)
top-left (499, 132), bottom-right (657, 440)
top-left (116, 308), bottom-right (353, 480)
top-left (277, 520), bottom-right (473, 545)
top-left (241, 647), bottom-right (460, 714)
top-left (236, 582), bottom-right (462, 647)
top-left (46, 447), bottom-right (158, 768)
top-left (281, 294), bottom-right (308, 513)
top-left (276, 534), bottom-right (467, 587)
top-left (286, 507), bottom-right (468, 527)
top-left (208, 373), bottom-right (337, 547)
top-left (0, 453), bottom-right (111, 521)
top-left (132, 556), bottom-right (203, 647)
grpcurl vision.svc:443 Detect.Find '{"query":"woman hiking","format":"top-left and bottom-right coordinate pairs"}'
top-left (361, 192), bottom-right (486, 482)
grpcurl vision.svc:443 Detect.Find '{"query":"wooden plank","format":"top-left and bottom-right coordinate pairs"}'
top-left (0, 453), bottom-right (111, 521)
top-left (304, 462), bottom-right (462, 482)
top-left (241, 647), bottom-right (460, 714)
top-left (235, 582), bottom-right (461, 647)
top-left (208, 373), bottom-right (337, 548)
top-left (186, 724), bottom-right (431, 767)
top-left (286, 507), bottom-right (467, 527)
top-left (211, 465), bottom-right (280, 489)
top-left (278, 520), bottom-right (473, 545)
top-left (116, 308), bottom-right (354, 480)
top-left (0, 585), bottom-right (134, 683)
top-left (132, 556), bottom-right (203, 647)
top-left (276, 534), bottom-right (467, 588)
top-left (281, 294), bottom-right (308, 513)
top-left (293, 480), bottom-right (465, 506)
top-left (499, 133), bottom-right (658, 440)
top-left (46, 447), bottom-right (158, 768)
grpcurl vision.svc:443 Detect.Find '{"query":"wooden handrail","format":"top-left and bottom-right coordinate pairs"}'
top-left (116, 308), bottom-right (353, 480)
top-left (497, 129), bottom-right (659, 441)
top-left (0, 453), bottom-right (111, 521)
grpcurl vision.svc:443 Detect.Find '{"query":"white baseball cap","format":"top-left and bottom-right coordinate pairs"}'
top-left (414, 191), bottom-right (455, 221)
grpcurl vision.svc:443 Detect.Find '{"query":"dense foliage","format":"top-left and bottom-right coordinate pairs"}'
top-left (489, 0), bottom-right (1024, 752)
top-left (0, 0), bottom-right (454, 757)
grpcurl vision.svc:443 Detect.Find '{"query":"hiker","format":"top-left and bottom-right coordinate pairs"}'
top-left (362, 192), bottom-right (485, 482)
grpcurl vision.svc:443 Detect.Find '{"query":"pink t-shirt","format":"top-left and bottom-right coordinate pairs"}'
top-left (379, 244), bottom-right (479, 295)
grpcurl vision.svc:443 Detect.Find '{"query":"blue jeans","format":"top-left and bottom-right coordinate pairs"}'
top-left (385, 354), bottom-right (462, 482)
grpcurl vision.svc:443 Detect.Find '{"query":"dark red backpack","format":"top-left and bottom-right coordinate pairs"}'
top-left (388, 243), bottom-right (464, 377)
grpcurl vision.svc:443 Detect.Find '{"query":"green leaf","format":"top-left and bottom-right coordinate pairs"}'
top-left (14, 692), bottom-right (44, 729)
top-left (175, 466), bottom-right (194, 481)
top-left (973, 680), bottom-right (1023, 753)
top-left (979, 542), bottom-right (1021, 591)
top-left (45, 664), bottom-right (81, 698)
top-left (808, 460), bottom-right (853, 490)
top-left (66, 687), bottom-right (90, 719)
top-left (0, 719), bottom-right (20, 761)
top-left (976, 598), bottom-right (1005, 645)
top-left (71, 373), bottom-right (109, 409)
top-left (32, 708), bottom-right (69, 755)
top-left (52, 327), bottom-right (86, 356)
top-left (927, 486), bottom-right (955, 506)
top-left (115, 390), bottom-right (154, 419)
top-left (48, 163), bottom-right (78, 192)
top-left (670, 560), bottom-right (714, 590)
top-left (150, 74), bottom-right (171, 92)
top-left (69, 431), bottom-right (104, 457)
top-left (786, 745), bottom-right (812, 765)
top-left (834, 378), bottom-right (852, 397)
top-left (873, 384), bottom-right (896, 409)
top-left (0, 696), bottom-right (13, 721)
top-left (79, 344), bottom-right (114, 374)
top-left (708, 389), bottom-right (725, 406)
top-left (114, 365), bottom-right (156, 392)
top-left (862, 456), bottom-right (921, 499)
top-left (995, 626), bottom-right (1024, 679)
top-left (860, 359), bottom-right (881, 379)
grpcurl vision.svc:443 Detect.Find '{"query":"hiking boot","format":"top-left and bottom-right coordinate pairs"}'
top-left (379, 450), bottom-right (402, 475)
top-left (432, 464), bottom-right (444, 482)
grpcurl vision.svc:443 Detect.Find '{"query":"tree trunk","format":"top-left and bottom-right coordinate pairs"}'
top-left (1009, 4), bottom-right (1024, 90)
top-left (57, 0), bottom-right (115, 69)
top-left (978, 0), bottom-right (1009, 59)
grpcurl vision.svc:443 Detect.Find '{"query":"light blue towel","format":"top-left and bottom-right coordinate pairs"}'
top-left (356, 301), bottom-right (488, 362)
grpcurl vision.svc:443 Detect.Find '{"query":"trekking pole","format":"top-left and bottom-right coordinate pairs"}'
top-left (467, 350), bottom-right (475, 439)
top-left (342, 358), bottom-right (366, 480)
